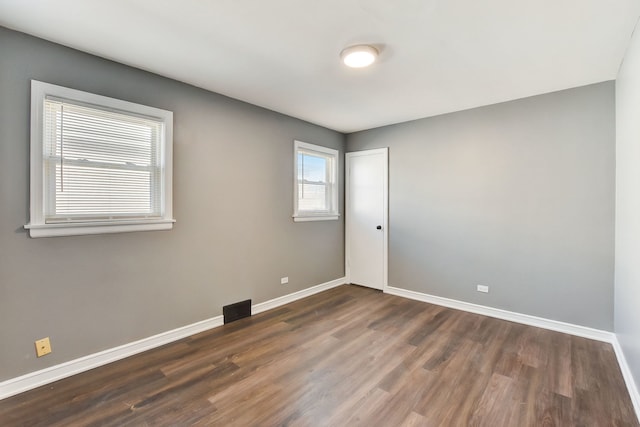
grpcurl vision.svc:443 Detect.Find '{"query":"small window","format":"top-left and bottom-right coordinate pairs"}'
top-left (293, 140), bottom-right (339, 221)
top-left (25, 80), bottom-right (174, 237)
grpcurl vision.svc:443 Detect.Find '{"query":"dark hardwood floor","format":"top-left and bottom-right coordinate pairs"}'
top-left (0, 285), bottom-right (637, 426)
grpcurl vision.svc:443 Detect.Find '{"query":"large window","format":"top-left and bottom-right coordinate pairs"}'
top-left (293, 140), bottom-right (339, 221)
top-left (26, 80), bottom-right (174, 237)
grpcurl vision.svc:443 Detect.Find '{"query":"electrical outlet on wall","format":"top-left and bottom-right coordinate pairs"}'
top-left (35, 337), bottom-right (52, 357)
top-left (281, 277), bottom-right (289, 285)
top-left (477, 285), bottom-right (489, 293)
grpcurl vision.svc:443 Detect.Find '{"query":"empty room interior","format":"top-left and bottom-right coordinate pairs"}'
top-left (2, 0), bottom-right (640, 425)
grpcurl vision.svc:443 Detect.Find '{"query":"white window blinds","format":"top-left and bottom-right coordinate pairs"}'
top-left (27, 80), bottom-right (173, 238)
top-left (43, 98), bottom-right (164, 222)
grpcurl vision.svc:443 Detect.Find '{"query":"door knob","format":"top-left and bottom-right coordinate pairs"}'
top-left (376, 225), bottom-right (382, 230)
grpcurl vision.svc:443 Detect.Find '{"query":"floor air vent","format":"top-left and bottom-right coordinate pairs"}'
top-left (223, 299), bottom-right (251, 324)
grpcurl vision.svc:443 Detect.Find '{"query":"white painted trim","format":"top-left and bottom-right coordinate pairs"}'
top-left (292, 215), bottom-right (340, 222)
top-left (8, 276), bottom-right (633, 421)
top-left (612, 337), bottom-right (640, 422)
top-left (27, 80), bottom-right (174, 238)
top-left (386, 285), bottom-right (640, 422)
top-left (380, 148), bottom-right (389, 292)
top-left (385, 285), bottom-right (614, 342)
top-left (0, 277), bottom-right (346, 401)
top-left (345, 148), bottom-right (389, 291)
top-left (344, 151), bottom-right (350, 285)
top-left (292, 140), bottom-right (340, 220)
top-left (25, 219), bottom-right (175, 237)
top-left (0, 315), bottom-right (223, 400)
top-left (252, 277), bottom-right (346, 315)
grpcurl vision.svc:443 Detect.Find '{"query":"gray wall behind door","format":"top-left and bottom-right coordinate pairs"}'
top-left (0, 26), bottom-right (345, 381)
top-left (347, 82), bottom-right (615, 330)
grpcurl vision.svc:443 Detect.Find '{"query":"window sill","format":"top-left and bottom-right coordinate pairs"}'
top-left (293, 215), bottom-right (340, 222)
top-left (24, 219), bottom-right (176, 238)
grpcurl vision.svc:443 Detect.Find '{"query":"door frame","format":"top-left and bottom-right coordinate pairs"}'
top-left (345, 147), bottom-right (389, 291)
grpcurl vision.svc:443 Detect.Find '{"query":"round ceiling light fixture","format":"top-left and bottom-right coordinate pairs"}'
top-left (340, 45), bottom-right (378, 68)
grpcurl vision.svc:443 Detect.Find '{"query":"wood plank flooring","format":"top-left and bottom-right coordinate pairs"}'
top-left (0, 285), bottom-right (637, 426)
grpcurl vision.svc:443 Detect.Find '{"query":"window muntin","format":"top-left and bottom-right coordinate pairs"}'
top-left (27, 80), bottom-right (174, 237)
top-left (293, 140), bottom-right (339, 221)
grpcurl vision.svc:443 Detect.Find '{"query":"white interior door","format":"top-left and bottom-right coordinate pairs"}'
top-left (346, 148), bottom-right (388, 290)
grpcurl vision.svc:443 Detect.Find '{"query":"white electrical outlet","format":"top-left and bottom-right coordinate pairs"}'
top-left (477, 285), bottom-right (489, 293)
top-left (281, 277), bottom-right (289, 285)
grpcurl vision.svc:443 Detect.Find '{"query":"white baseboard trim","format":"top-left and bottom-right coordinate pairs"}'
top-left (0, 277), bottom-right (346, 401)
top-left (386, 285), bottom-right (640, 423)
top-left (252, 277), bottom-right (346, 315)
top-left (6, 278), bottom-right (633, 420)
top-left (0, 315), bottom-right (223, 401)
top-left (384, 286), bottom-right (614, 342)
top-left (612, 337), bottom-right (640, 422)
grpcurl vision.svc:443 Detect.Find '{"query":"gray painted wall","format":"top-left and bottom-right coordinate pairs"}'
top-left (0, 27), bottom-right (344, 381)
top-left (615, 21), bottom-right (640, 396)
top-left (347, 83), bottom-right (615, 330)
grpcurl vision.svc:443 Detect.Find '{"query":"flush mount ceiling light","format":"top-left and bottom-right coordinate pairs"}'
top-left (340, 45), bottom-right (378, 68)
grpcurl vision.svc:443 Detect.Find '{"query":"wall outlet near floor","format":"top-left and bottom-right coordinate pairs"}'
top-left (476, 285), bottom-right (489, 293)
top-left (281, 277), bottom-right (289, 285)
top-left (35, 337), bottom-right (52, 357)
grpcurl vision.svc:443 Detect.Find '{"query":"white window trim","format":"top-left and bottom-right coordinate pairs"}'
top-left (293, 140), bottom-right (340, 222)
top-left (25, 80), bottom-right (175, 238)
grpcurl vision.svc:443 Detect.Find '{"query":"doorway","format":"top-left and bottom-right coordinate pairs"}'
top-left (345, 148), bottom-right (388, 290)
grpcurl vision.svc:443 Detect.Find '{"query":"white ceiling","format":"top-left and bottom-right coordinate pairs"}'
top-left (1, 0), bottom-right (639, 133)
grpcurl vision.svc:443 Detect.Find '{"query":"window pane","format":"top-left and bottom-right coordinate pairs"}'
top-left (298, 182), bottom-right (327, 211)
top-left (298, 152), bottom-right (327, 183)
top-left (298, 152), bottom-right (329, 211)
top-left (293, 140), bottom-right (338, 221)
top-left (43, 99), bottom-right (163, 222)
top-left (52, 164), bottom-right (153, 216)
